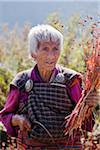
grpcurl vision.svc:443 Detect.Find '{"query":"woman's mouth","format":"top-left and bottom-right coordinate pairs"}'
top-left (45, 62), bottom-right (55, 65)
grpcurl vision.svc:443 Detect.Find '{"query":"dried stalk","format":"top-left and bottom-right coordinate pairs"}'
top-left (64, 27), bottom-right (100, 136)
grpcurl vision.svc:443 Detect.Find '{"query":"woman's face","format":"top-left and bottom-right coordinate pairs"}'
top-left (35, 41), bottom-right (61, 71)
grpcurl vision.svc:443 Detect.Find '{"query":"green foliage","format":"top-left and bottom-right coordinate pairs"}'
top-left (0, 67), bottom-right (13, 110)
top-left (45, 12), bottom-right (64, 33)
top-left (0, 23), bottom-right (35, 109)
top-left (0, 23), bottom-right (34, 74)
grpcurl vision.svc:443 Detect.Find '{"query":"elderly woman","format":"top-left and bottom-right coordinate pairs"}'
top-left (0, 25), bottom-right (98, 150)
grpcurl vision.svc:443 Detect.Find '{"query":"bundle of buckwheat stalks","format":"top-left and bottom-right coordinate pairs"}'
top-left (64, 27), bottom-right (100, 136)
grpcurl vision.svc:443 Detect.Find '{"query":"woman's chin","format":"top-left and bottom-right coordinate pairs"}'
top-left (45, 64), bottom-right (55, 71)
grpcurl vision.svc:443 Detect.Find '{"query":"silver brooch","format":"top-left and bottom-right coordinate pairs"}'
top-left (25, 79), bottom-right (33, 92)
top-left (54, 73), bottom-right (65, 83)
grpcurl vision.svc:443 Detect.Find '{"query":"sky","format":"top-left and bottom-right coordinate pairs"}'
top-left (0, 0), bottom-right (99, 28)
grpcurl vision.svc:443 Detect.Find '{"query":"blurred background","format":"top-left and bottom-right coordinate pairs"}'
top-left (0, 0), bottom-right (100, 149)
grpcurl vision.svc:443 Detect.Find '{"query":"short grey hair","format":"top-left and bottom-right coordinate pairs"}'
top-left (28, 24), bottom-right (63, 57)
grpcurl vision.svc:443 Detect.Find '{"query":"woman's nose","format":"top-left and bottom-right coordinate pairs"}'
top-left (47, 50), bottom-right (56, 58)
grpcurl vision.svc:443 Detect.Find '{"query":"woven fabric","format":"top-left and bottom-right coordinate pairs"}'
top-left (27, 82), bottom-right (74, 143)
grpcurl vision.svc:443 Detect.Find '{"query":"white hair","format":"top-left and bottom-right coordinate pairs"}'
top-left (28, 24), bottom-right (63, 57)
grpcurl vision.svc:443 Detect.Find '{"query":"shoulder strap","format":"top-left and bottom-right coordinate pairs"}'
top-left (10, 69), bottom-right (32, 92)
top-left (61, 66), bottom-right (83, 104)
top-left (57, 65), bottom-right (82, 86)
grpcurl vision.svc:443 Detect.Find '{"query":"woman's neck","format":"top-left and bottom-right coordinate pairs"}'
top-left (37, 65), bottom-right (53, 82)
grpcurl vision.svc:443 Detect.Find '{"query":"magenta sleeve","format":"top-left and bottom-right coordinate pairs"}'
top-left (1, 113), bottom-right (18, 137)
top-left (69, 79), bottom-right (82, 103)
top-left (0, 86), bottom-right (20, 137)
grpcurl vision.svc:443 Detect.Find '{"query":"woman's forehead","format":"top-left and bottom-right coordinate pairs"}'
top-left (39, 40), bottom-right (60, 47)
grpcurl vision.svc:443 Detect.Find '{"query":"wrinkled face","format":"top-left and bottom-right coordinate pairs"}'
top-left (34, 41), bottom-right (61, 71)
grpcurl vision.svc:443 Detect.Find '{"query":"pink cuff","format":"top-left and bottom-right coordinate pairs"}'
top-left (2, 113), bottom-right (18, 137)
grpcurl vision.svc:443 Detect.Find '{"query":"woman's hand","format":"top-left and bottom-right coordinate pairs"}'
top-left (12, 114), bottom-right (31, 132)
top-left (85, 90), bottom-right (100, 107)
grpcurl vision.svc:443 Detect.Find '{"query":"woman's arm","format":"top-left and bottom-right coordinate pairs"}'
top-left (0, 86), bottom-right (20, 136)
top-left (68, 77), bottom-right (83, 104)
top-left (0, 85), bottom-right (31, 136)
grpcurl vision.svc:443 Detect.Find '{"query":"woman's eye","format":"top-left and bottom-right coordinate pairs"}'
top-left (43, 47), bottom-right (49, 51)
top-left (53, 47), bottom-right (59, 51)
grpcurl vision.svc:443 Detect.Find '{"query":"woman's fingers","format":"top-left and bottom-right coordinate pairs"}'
top-left (23, 120), bottom-right (31, 131)
top-left (19, 116), bottom-right (31, 131)
top-left (12, 115), bottom-right (31, 132)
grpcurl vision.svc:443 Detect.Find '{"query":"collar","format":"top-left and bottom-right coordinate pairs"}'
top-left (31, 64), bottom-right (59, 83)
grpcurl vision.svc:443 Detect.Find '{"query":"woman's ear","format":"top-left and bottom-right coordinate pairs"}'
top-left (31, 52), bottom-right (37, 61)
